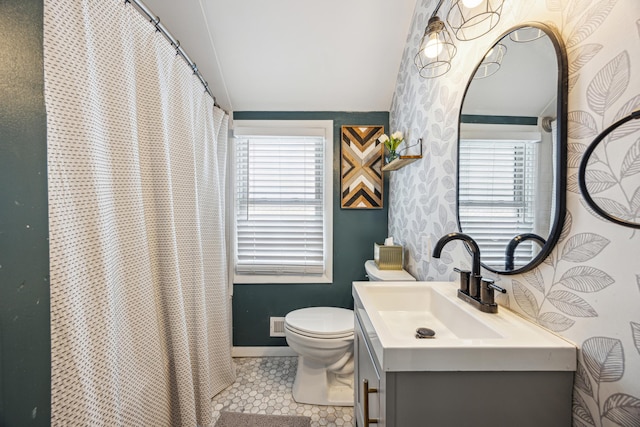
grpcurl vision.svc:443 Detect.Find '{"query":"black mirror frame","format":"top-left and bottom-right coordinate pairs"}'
top-left (456, 22), bottom-right (568, 275)
top-left (578, 110), bottom-right (640, 229)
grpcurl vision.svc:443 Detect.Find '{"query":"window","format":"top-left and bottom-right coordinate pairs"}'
top-left (232, 120), bottom-right (333, 284)
top-left (459, 136), bottom-right (539, 269)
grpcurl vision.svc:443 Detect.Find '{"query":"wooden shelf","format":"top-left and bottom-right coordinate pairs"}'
top-left (381, 138), bottom-right (423, 172)
top-left (382, 155), bottom-right (421, 171)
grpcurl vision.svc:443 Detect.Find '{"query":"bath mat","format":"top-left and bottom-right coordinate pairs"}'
top-left (214, 411), bottom-right (311, 427)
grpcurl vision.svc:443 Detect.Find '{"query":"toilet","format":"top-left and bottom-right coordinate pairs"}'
top-left (284, 261), bottom-right (414, 406)
top-left (285, 306), bottom-right (355, 406)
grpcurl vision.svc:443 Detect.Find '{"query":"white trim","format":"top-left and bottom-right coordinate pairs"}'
top-left (233, 274), bottom-right (332, 284)
top-left (460, 122), bottom-right (541, 143)
top-left (232, 346), bottom-right (297, 357)
top-left (234, 125), bottom-right (326, 138)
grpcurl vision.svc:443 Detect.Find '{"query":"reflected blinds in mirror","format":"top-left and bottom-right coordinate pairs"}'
top-left (459, 139), bottom-right (538, 269)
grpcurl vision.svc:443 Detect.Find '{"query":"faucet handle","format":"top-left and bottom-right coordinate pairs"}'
top-left (480, 278), bottom-right (506, 305)
top-left (453, 267), bottom-right (471, 294)
top-left (488, 281), bottom-right (506, 294)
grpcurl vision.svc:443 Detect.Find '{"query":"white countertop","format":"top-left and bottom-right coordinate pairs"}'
top-left (353, 281), bottom-right (577, 372)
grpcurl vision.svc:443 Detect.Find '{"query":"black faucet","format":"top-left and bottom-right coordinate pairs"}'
top-left (433, 232), bottom-right (506, 313)
top-left (505, 233), bottom-right (546, 271)
top-left (433, 232), bottom-right (481, 295)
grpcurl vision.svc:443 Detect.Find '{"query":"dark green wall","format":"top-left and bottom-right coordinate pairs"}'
top-left (0, 0), bottom-right (50, 425)
top-left (460, 114), bottom-right (538, 125)
top-left (232, 111), bottom-right (390, 346)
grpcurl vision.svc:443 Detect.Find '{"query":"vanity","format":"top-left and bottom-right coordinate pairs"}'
top-left (352, 281), bottom-right (576, 427)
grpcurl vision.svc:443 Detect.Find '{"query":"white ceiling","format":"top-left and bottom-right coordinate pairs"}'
top-left (141, 0), bottom-right (418, 112)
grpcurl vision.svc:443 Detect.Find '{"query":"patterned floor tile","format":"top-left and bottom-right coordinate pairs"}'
top-left (211, 357), bottom-right (355, 427)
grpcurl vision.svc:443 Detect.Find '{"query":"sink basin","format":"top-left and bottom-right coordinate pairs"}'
top-left (362, 284), bottom-right (502, 340)
top-left (353, 281), bottom-right (576, 372)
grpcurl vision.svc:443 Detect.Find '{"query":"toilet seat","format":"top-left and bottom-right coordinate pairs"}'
top-left (285, 324), bottom-right (353, 340)
top-left (285, 307), bottom-right (353, 339)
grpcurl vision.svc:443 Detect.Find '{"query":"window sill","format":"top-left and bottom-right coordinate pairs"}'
top-left (233, 272), bottom-right (332, 285)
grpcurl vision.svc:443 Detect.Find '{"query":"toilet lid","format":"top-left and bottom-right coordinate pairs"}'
top-left (285, 307), bottom-right (354, 338)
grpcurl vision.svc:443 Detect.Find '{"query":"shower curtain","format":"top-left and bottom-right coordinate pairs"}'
top-left (45, 1), bottom-right (235, 425)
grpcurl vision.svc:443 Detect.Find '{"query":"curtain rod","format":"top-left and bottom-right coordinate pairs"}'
top-left (126, 0), bottom-right (224, 111)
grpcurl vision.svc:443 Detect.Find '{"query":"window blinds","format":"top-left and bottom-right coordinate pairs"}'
top-left (459, 139), bottom-right (538, 269)
top-left (234, 134), bottom-right (326, 276)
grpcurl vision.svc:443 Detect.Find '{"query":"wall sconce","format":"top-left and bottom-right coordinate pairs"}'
top-left (415, 0), bottom-right (505, 79)
top-left (473, 43), bottom-right (506, 79)
top-left (414, 15), bottom-right (457, 78)
top-left (447, 0), bottom-right (504, 41)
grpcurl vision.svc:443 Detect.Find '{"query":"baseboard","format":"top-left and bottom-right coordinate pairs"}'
top-left (232, 346), bottom-right (297, 357)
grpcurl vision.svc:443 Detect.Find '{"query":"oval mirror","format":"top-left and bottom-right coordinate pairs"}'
top-left (457, 23), bottom-right (567, 274)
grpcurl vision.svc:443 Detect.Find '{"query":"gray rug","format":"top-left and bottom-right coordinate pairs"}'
top-left (214, 411), bottom-right (312, 427)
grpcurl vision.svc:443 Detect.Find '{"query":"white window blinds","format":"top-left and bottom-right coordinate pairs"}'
top-left (232, 121), bottom-right (333, 283)
top-left (459, 138), bottom-right (538, 269)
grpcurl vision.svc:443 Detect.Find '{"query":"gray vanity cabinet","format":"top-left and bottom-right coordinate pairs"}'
top-left (354, 308), bottom-right (574, 427)
top-left (356, 313), bottom-right (427, 427)
top-left (354, 315), bottom-right (383, 426)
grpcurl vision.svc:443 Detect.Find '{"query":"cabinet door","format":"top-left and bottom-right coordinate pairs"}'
top-left (355, 317), bottom-right (382, 427)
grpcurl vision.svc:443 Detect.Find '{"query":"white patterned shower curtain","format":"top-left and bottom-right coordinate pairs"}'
top-left (44, 1), bottom-right (235, 425)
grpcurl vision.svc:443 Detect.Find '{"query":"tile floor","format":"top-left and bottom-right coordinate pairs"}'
top-left (211, 357), bottom-right (355, 426)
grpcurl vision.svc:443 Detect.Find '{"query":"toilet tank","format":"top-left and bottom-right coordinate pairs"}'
top-left (364, 260), bottom-right (415, 281)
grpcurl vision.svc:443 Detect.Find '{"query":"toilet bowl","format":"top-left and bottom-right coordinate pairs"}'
top-left (284, 306), bottom-right (354, 406)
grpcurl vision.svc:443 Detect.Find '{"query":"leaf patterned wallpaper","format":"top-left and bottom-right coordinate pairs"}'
top-left (388, 0), bottom-right (640, 426)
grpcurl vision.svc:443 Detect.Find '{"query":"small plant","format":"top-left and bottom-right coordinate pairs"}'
top-left (378, 131), bottom-right (404, 162)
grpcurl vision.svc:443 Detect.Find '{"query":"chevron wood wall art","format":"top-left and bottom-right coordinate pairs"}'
top-left (341, 125), bottom-right (384, 209)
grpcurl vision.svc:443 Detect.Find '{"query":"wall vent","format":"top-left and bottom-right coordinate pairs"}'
top-left (269, 317), bottom-right (286, 337)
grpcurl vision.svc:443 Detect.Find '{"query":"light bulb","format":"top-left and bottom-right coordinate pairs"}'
top-left (423, 32), bottom-right (443, 58)
top-left (462, 0), bottom-right (483, 8)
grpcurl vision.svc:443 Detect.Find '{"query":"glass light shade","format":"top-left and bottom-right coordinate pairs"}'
top-left (446, 0), bottom-right (504, 41)
top-left (414, 17), bottom-right (457, 78)
top-left (462, 0), bottom-right (483, 7)
top-left (509, 26), bottom-right (545, 42)
top-left (473, 43), bottom-right (506, 79)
